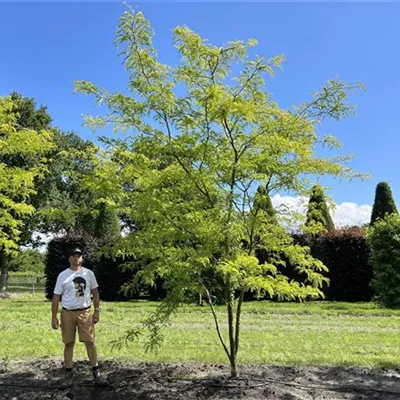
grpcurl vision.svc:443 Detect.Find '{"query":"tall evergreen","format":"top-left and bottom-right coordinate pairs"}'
top-left (305, 184), bottom-right (335, 232)
top-left (253, 185), bottom-right (277, 222)
top-left (94, 202), bottom-right (121, 242)
top-left (370, 182), bottom-right (398, 225)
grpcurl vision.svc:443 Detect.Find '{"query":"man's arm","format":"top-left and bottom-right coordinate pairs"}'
top-left (51, 294), bottom-right (60, 329)
top-left (92, 288), bottom-right (100, 324)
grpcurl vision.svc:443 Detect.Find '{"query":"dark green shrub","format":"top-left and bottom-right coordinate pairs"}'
top-left (93, 256), bottom-right (137, 301)
top-left (256, 228), bottom-right (372, 302)
top-left (368, 214), bottom-right (400, 307)
top-left (312, 227), bottom-right (372, 301)
top-left (147, 276), bottom-right (168, 300)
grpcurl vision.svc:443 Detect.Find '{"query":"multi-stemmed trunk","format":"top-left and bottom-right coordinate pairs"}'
top-left (207, 287), bottom-right (245, 378)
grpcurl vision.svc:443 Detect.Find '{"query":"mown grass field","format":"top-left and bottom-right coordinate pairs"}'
top-left (2, 289), bottom-right (400, 368)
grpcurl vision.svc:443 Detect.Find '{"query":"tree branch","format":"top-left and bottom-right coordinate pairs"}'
top-left (205, 287), bottom-right (230, 360)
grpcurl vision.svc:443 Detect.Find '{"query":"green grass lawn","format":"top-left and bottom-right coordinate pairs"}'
top-left (1, 291), bottom-right (400, 368)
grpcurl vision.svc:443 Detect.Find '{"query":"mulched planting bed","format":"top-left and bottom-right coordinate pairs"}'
top-left (1, 359), bottom-right (400, 399)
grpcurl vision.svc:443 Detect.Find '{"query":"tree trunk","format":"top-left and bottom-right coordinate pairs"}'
top-left (0, 251), bottom-right (9, 296)
top-left (226, 283), bottom-right (238, 378)
top-left (227, 304), bottom-right (238, 377)
top-left (229, 354), bottom-right (238, 378)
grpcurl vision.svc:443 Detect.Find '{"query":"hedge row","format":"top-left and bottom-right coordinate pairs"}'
top-left (311, 228), bottom-right (372, 302)
top-left (257, 227), bottom-right (372, 302)
top-left (45, 227), bottom-right (372, 302)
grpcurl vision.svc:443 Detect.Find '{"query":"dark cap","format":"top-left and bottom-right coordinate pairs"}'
top-left (70, 248), bottom-right (83, 256)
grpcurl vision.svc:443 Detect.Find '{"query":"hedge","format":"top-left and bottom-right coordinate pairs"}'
top-left (256, 228), bottom-right (372, 302)
top-left (312, 228), bottom-right (372, 302)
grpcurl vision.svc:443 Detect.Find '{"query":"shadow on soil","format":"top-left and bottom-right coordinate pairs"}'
top-left (1, 359), bottom-right (400, 399)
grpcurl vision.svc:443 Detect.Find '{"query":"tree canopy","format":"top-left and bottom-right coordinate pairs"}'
top-left (0, 96), bottom-right (54, 253)
top-left (7, 93), bottom-right (101, 244)
top-left (76, 8), bottom-right (362, 377)
top-left (0, 95), bottom-right (54, 294)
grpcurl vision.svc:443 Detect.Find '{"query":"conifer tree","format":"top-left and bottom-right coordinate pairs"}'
top-left (94, 202), bottom-right (120, 242)
top-left (370, 182), bottom-right (398, 225)
top-left (253, 185), bottom-right (277, 222)
top-left (305, 184), bottom-right (335, 232)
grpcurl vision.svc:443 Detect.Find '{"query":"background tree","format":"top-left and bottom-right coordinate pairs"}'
top-left (92, 202), bottom-right (121, 243)
top-left (7, 93), bottom-right (99, 244)
top-left (10, 92), bottom-right (52, 132)
top-left (253, 185), bottom-right (277, 223)
top-left (0, 93), bottom-right (99, 294)
top-left (8, 249), bottom-right (45, 274)
top-left (305, 184), bottom-right (334, 233)
top-left (370, 181), bottom-right (398, 225)
top-left (76, 9), bottom-right (362, 377)
top-left (368, 214), bottom-right (400, 307)
top-left (0, 96), bottom-right (53, 295)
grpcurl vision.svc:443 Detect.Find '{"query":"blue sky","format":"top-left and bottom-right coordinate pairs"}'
top-left (1, 2), bottom-right (399, 222)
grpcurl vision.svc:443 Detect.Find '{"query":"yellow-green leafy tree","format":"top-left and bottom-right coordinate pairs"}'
top-left (0, 96), bottom-right (53, 295)
top-left (76, 9), bottom-right (363, 377)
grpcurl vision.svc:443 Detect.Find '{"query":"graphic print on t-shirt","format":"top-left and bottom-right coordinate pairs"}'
top-left (73, 276), bottom-right (87, 297)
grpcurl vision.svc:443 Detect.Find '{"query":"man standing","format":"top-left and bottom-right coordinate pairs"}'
top-left (51, 248), bottom-right (106, 385)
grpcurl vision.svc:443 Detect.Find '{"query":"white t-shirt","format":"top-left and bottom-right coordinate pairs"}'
top-left (54, 267), bottom-right (99, 310)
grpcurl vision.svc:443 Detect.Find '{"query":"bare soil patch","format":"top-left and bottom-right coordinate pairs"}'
top-left (1, 359), bottom-right (400, 399)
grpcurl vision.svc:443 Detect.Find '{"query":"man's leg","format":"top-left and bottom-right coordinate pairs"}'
top-left (84, 341), bottom-right (98, 367)
top-left (64, 341), bottom-right (75, 369)
top-left (61, 310), bottom-right (77, 370)
top-left (77, 310), bottom-right (98, 370)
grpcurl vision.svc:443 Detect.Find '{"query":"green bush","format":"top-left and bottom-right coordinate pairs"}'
top-left (8, 249), bottom-right (45, 274)
top-left (93, 255), bottom-right (137, 301)
top-left (312, 228), bottom-right (372, 302)
top-left (256, 228), bottom-right (372, 302)
top-left (368, 214), bottom-right (400, 307)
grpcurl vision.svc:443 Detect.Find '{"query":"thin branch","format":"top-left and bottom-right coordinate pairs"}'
top-left (161, 111), bottom-right (215, 206)
top-left (222, 117), bottom-right (238, 158)
top-left (205, 287), bottom-right (230, 360)
top-left (198, 101), bottom-right (212, 172)
top-left (265, 176), bottom-right (273, 192)
top-left (233, 61), bottom-right (264, 100)
top-left (161, 212), bottom-right (200, 242)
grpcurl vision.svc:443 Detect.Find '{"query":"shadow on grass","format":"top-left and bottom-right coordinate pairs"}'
top-left (1, 359), bottom-right (400, 399)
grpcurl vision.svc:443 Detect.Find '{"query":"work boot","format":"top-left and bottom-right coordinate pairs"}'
top-left (92, 367), bottom-right (109, 387)
top-left (59, 368), bottom-right (74, 388)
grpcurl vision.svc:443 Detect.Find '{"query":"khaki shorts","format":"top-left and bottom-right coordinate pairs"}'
top-left (61, 308), bottom-right (95, 344)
